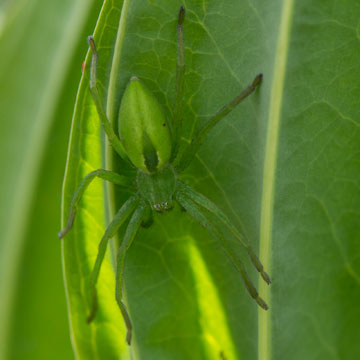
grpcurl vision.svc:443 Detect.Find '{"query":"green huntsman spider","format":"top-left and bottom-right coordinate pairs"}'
top-left (59, 6), bottom-right (270, 345)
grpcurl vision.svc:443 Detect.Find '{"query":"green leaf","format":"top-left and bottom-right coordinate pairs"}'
top-left (61, 1), bottom-right (130, 359)
top-left (61, 0), bottom-right (360, 359)
top-left (0, 0), bottom-right (103, 359)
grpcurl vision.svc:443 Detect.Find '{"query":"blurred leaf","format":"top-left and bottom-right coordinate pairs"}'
top-left (61, 0), bottom-right (360, 359)
top-left (0, 0), bottom-right (102, 359)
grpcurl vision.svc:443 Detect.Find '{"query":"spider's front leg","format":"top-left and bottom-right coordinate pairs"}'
top-left (175, 190), bottom-right (269, 310)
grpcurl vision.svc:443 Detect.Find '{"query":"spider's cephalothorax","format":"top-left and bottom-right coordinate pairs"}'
top-left (137, 165), bottom-right (176, 212)
top-left (59, 6), bottom-right (270, 346)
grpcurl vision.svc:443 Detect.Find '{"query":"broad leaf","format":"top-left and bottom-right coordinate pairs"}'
top-left (61, 0), bottom-right (360, 359)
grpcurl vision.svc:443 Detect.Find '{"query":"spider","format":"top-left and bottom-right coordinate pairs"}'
top-left (59, 6), bottom-right (270, 345)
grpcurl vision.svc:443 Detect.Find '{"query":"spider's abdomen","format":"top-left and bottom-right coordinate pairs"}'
top-left (118, 76), bottom-right (172, 173)
top-left (137, 165), bottom-right (176, 212)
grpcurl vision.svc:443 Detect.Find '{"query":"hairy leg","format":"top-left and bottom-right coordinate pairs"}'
top-left (115, 202), bottom-right (147, 345)
top-left (176, 74), bottom-right (262, 172)
top-left (178, 181), bottom-right (270, 284)
top-left (58, 169), bottom-right (134, 238)
top-left (86, 195), bottom-right (139, 323)
top-left (176, 190), bottom-right (268, 310)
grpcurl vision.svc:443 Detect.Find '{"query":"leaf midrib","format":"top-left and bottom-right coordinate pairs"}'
top-left (258, 1), bottom-right (294, 359)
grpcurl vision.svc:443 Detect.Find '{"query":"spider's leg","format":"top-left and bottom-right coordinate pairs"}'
top-left (88, 36), bottom-right (128, 160)
top-left (58, 169), bottom-right (134, 238)
top-left (178, 181), bottom-right (270, 284)
top-left (175, 74), bottom-right (262, 173)
top-left (115, 202), bottom-right (147, 345)
top-left (175, 190), bottom-right (268, 310)
top-left (86, 195), bottom-right (139, 323)
top-left (171, 6), bottom-right (185, 161)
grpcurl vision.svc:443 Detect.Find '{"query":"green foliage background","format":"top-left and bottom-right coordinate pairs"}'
top-left (1, 0), bottom-right (359, 359)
